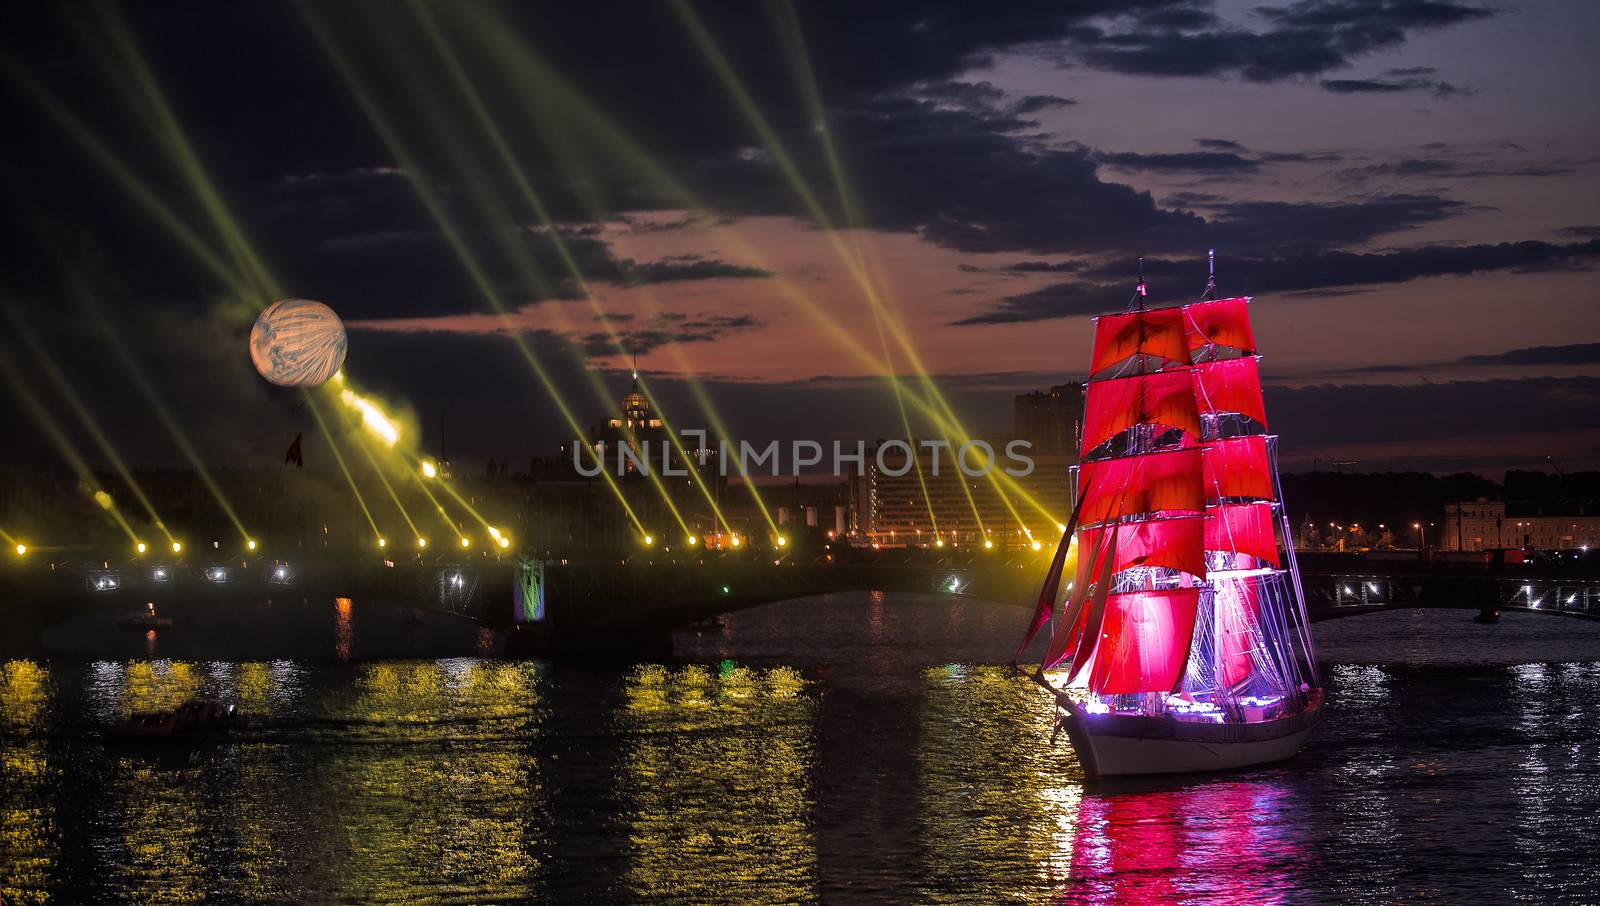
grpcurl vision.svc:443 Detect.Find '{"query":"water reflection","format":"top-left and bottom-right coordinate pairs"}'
top-left (617, 662), bottom-right (816, 902)
top-left (0, 661), bottom-right (53, 904)
top-left (5, 598), bottom-right (1600, 903)
top-left (916, 665), bottom-right (1082, 901)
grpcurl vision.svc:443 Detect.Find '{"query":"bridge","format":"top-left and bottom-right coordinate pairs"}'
top-left (7, 550), bottom-right (1600, 656)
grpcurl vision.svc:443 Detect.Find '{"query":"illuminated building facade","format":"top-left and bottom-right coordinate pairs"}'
top-left (849, 443), bottom-right (1074, 548)
top-left (1443, 498), bottom-right (1600, 552)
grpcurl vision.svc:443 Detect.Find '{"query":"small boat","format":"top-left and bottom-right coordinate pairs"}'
top-left (106, 700), bottom-right (236, 742)
top-left (1016, 253), bottom-right (1323, 777)
top-left (118, 603), bottom-right (174, 631)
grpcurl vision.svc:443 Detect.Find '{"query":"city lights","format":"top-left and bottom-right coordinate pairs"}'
top-left (687, 535), bottom-right (698, 546)
top-left (984, 539), bottom-right (995, 550)
top-left (643, 534), bottom-right (656, 547)
top-left (730, 535), bottom-right (742, 548)
top-left (1031, 540), bottom-right (1043, 551)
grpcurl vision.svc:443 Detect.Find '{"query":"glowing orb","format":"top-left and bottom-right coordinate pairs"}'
top-left (249, 299), bottom-right (347, 387)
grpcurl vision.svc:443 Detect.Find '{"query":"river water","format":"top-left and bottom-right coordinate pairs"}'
top-left (3, 594), bottom-right (1600, 904)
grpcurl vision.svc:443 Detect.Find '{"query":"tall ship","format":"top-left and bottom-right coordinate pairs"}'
top-left (1017, 255), bottom-right (1322, 776)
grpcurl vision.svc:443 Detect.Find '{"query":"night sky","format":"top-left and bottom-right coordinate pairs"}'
top-left (1, 0), bottom-right (1596, 477)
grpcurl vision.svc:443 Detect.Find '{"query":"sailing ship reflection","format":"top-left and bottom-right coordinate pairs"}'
top-left (1062, 783), bottom-right (1298, 905)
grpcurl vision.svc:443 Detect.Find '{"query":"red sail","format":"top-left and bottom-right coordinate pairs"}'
top-left (1088, 588), bottom-right (1201, 695)
top-left (1043, 528), bottom-right (1107, 672)
top-left (1184, 297), bottom-right (1255, 354)
top-left (1201, 435), bottom-right (1272, 502)
top-left (1081, 370), bottom-right (1202, 456)
top-left (1193, 357), bottom-right (1267, 428)
top-left (1077, 516), bottom-right (1206, 584)
top-left (1204, 502), bottom-right (1280, 567)
top-left (1078, 448), bottom-right (1205, 524)
top-left (1090, 308), bottom-right (1189, 375)
top-left (1214, 575), bottom-right (1263, 687)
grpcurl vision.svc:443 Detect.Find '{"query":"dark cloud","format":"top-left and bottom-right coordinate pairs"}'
top-left (1320, 76), bottom-right (1472, 97)
top-left (1196, 138), bottom-right (1246, 151)
top-left (1066, 0), bottom-right (1494, 82)
top-left (1005, 261), bottom-right (1081, 273)
top-left (1334, 158), bottom-right (1575, 185)
top-left (962, 237), bottom-right (1600, 324)
top-left (1011, 94), bottom-right (1076, 114)
top-left (1458, 344), bottom-right (1600, 366)
top-left (1094, 150), bottom-right (1260, 173)
top-left (610, 258), bottom-right (774, 287)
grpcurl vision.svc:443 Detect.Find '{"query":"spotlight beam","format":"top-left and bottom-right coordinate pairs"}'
top-left (0, 339), bottom-right (139, 543)
top-left (464, 12), bottom-right (1031, 532)
top-left (674, 0), bottom-right (1050, 532)
top-left (2, 305), bottom-right (176, 544)
top-left (406, 0), bottom-right (735, 540)
top-left (365, 10), bottom-right (696, 540)
top-left (298, 1), bottom-right (650, 536)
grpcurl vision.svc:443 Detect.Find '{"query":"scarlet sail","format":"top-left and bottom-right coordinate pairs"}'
top-left (1080, 370), bottom-right (1202, 456)
top-left (1077, 448), bottom-right (1204, 524)
top-left (1076, 516), bottom-right (1206, 585)
top-left (1088, 589), bottom-right (1202, 695)
top-left (1184, 297), bottom-right (1255, 354)
top-left (1193, 357), bottom-right (1267, 427)
top-left (1202, 435), bottom-right (1273, 501)
top-left (1204, 502), bottom-right (1280, 567)
top-left (1090, 308), bottom-right (1189, 375)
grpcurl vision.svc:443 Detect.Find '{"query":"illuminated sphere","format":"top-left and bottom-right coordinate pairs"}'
top-left (249, 299), bottom-right (347, 387)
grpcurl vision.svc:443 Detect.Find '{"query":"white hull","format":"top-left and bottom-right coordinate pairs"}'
top-left (1062, 701), bottom-right (1322, 777)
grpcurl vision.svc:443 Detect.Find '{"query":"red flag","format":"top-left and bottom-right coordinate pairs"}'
top-left (284, 432), bottom-right (304, 469)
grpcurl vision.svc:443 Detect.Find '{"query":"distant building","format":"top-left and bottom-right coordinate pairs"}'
top-left (1443, 498), bottom-right (1600, 551)
top-left (850, 383), bottom-right (1086, 548)
top-left (1013, 383), bottom-right (1084, 455)
top-left (849, 436), bottom-right (1075, 549)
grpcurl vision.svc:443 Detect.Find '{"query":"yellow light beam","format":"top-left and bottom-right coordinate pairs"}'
top-left (459, 13), bottom-right (1013, 534)
top-left (0, 340), bottom-right (139, 543)
top-left (64, 275), bottom-right (252, 542)
top-left (2, 305), bottom-right (177, 544)
top-left (351, 431), bottom-right (420, 543)
top-left (303, 392), bottom-right (380, 541)
top-left (441, 11), bottom-right (790, 537)
top-left (368, 13), bottom-right (697, 540)
top-left (298, 1), bottom-right (648, 535)
top-left (406, 0), bottom-right (738, 540)
top-left (679, 0), bottom-right (1049, 530)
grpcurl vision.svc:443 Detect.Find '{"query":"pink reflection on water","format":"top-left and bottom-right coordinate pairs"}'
top-left (1062, 782), bottom-right (1295, 905)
